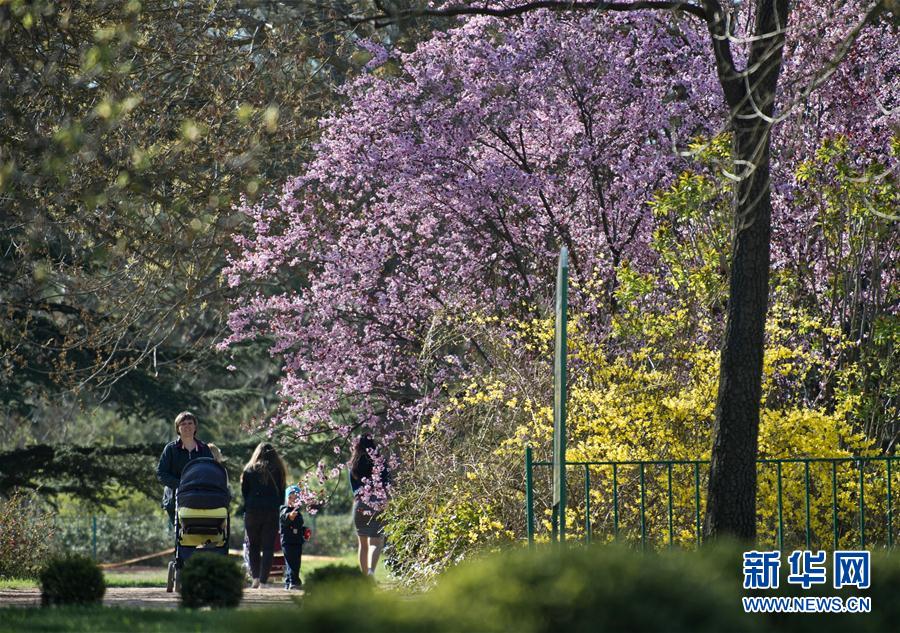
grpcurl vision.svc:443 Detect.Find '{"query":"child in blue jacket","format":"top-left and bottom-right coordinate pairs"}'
top-left (279, 485), bottom-right (306, 590)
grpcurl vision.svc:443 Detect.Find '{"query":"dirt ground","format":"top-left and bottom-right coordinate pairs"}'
top-left (0, 585), bottom-right (299, 609)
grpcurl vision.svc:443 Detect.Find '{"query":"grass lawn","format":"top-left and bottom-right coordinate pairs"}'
top-left (0, 605), bottom-right (297, 633)
top-left (0, 578), bottom-right (33, 590)
top-left (308, 552), bottom-right (392, 583)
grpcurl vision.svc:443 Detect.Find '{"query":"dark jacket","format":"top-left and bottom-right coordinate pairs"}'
top-left (279, 504), bottom-right (306, 545)
top-left (350, 467), bottom-right (391, 495)
top-left (241, 468), bottom-right (284, 513)
top-left (156, 438), bottom-right (213, 511)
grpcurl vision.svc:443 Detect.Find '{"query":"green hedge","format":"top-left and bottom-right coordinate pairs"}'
top-left (242, 543), bottom-right (900, 633)
top-left (52, 513), bottom-right (172, 564)
top-left (45, 506), bottom-right (354, 565)
top-left (304, 514), bottom-right (356, 556)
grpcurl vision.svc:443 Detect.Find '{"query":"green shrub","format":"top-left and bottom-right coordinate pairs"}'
top-left (430, 544), bottom-right (757, 633)
top-left (39, 554), bottom-right (106, 606)
top-left (864, 549), bottom-right (900, 632)
top-left (238, 543), bottom-right (900, 633)
top-left (304, 563), bottom-right (371, 594)
top-left (180, 553), bottom-right (243, 609)
top-left (304, 513), bottom-right (356, 556)
top-left (0, 491), bottom-right (57, 579)
top-left (290, 582), bottom-right (441, 633)
top-left (51, 510), bottom-right (172, 565)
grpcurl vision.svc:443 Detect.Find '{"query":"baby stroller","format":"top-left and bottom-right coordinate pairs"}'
top-left (166, 457), bottom-right (231, 592)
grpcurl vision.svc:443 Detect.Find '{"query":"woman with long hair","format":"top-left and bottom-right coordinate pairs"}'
top-left (349, 434), bottom-right (389, 576)
top-left (241, 442), bottom-right (287, 588)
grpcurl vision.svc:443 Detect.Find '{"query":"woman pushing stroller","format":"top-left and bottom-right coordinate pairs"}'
top-left (156, 411), bottom-right (213, 526)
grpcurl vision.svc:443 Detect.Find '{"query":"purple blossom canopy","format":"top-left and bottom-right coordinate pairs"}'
top-left (223, 5), bottom-right (898, 446)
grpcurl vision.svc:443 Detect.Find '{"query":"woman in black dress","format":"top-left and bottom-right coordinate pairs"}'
top-left (349, 434), bottom-right (389, 576)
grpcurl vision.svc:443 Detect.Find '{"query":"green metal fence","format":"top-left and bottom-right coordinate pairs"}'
top-left (525, 450), bottom-right (900, 550)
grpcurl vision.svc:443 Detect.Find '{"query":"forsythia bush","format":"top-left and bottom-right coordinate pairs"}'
top-left (386, 139), bottom-right (895, 578)
top-left (390, 306), bottom-right (881, 579)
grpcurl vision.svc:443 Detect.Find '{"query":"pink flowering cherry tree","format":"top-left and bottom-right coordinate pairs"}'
top-left (224, 2), bottom-right (898, 534)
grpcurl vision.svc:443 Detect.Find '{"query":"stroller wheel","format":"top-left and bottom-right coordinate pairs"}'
top-left (174, 568), bottom-right (182, 593)
top-left (166, 561), bottom-right (175, 593)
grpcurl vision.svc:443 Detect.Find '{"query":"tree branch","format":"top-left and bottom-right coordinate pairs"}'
top-left (700, 0), bottom-right (744, 108)
top-left (343, 1), bottom-right (707, 26)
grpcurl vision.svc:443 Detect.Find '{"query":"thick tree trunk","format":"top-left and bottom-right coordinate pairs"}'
top-left (704, 123), bottom-right (773, 541)
top-left (702, 0), bottom-right (791, 541)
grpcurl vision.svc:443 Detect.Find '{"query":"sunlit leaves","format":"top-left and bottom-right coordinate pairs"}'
top-left (0, 0), bottom-right (376, 417)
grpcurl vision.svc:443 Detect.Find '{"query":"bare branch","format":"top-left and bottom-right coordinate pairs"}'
top-left (342, 1), bottom-right (707, 26)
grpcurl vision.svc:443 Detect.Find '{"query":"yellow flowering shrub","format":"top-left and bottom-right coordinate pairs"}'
top-left (386, 297), bottom-right (888, 581)
top-left (385, 138), bottom-right (896, 578)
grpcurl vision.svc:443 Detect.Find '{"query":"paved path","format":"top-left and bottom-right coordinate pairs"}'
top-left (0, 586), bottom-right (299, 609)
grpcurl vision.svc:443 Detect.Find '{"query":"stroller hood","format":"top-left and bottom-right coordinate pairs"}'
top-left (177, 457), bottom-right (231, 509)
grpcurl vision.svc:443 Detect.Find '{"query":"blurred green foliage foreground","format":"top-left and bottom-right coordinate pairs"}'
top-left (289, 544), bottom-right (898, 633)
top-left (5, 543), bottom-right (900, 633)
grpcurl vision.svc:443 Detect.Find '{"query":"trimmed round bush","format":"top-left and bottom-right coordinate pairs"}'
top-left (304, 563), bottom-right (371, 594)
top-left (39, 555), bottom-right (105, 606)
top-left (180, 553), bottom-right (243, 609)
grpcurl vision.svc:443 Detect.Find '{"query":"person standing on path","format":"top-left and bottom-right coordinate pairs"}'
top-left (279, 485), bottom-right (306, 590)
top-left (349, 434), bottom-right (389, 576)
top-left (241, 442), bottom-right (286, 588)
top-left (156, 411), bottom-right (213, 526)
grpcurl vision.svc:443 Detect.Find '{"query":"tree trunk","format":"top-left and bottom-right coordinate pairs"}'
top-left (704, 122), bottom-right (773, 540)
top-left (703, 0), bottom-right (791, 541)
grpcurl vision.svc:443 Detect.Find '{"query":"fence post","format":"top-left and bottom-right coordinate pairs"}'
top-left (777, 462), bottom-right (784, 551)
top-left (804, 460), bottom-right (811, 549)
top-left (694, 462), bottom-right (701, 548)
top-left (92, 515), bottom-right (98, 561)
top-left (552, 248), bottom-right (568, 544)
top-left (613, 463), bottom-right (619, 540)
top-left (584, 464), bottom-right (591, 545)
top-left (639, 462), bottom-right (646, 551)
top-left (832, 461), bottom-right (839, 551)
top-left (667, 462), bottom-right (673, 548)
top-left (858, 460), bottom-right (865, 548)
top-left (525, 446), bottom-right (534, 546)
top-left (887, 459), bottom-right (893, 549)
